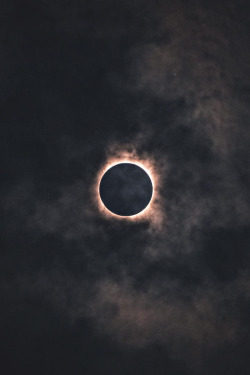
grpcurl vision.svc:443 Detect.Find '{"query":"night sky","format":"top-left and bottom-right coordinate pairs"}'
top-left (1, 1), bottom-right (250, 374)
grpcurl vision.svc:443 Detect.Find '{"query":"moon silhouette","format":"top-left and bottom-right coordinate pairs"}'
top-left (99, 163), bottom-right (153, 216)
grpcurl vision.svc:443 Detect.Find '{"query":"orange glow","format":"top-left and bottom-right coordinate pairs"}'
top-left (93, 148), bottom-right (164, 227)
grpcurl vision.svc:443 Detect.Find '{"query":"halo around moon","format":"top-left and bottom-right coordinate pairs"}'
top-left (93, 148), bottom-right (165, 228)
top-left (99, 162), bottom-right (153, 217)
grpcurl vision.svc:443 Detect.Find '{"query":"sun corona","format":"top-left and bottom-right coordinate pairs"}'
top-left (94, 150), bottom-right (162, 225)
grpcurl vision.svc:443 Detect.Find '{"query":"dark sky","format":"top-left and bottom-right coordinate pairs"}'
top-left (1, 1), bottom-right (250, 374)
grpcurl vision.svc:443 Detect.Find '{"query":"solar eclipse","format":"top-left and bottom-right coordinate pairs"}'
top-left (95, 150), bottom-right (165, 228)
top-left (99, 163), bottom-right (153, 217)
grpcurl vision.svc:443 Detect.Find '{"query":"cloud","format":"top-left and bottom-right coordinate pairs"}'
top-left (3, 130), bottom-right (250, 371)
top-left (2, 1), bottom-right (250, 372)
top-left (128, 1), bottom-right (250, 158)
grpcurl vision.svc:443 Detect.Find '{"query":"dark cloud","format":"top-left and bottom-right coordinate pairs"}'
top-left (1, 1), bottom-right (250, 374)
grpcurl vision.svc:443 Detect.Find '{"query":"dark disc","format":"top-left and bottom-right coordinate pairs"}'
top-left (99, 163), bottom-right (153, 216)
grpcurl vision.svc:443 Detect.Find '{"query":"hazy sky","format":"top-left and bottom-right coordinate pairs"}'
top-left (1, 1), bottom-right (250, 374)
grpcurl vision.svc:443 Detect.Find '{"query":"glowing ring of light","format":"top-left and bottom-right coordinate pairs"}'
top-left (94, 153), bottom-right (161, 223)
top-left (99, 162), bottom-right (154, 217)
